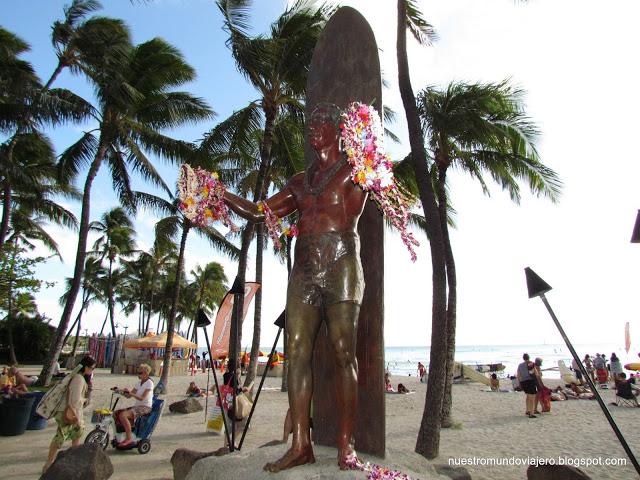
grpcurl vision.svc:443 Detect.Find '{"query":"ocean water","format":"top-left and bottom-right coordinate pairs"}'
top-left (199, 342), bottom-right (630, 379)
top-left (383, 343), bottom-right (628, 379)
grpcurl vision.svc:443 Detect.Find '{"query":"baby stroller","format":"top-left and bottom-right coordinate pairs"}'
top-left (85, 388), bottom-right (164, 454)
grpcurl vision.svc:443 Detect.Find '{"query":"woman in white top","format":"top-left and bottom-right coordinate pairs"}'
top-left (115, 363), bottom-right (154, 447)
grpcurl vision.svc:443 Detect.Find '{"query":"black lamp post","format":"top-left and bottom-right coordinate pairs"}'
top-left (524, 267), bottom-right (640, 475)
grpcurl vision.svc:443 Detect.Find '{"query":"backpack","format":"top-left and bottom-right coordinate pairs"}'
top-left (35, 366), bottom-right (81, 420)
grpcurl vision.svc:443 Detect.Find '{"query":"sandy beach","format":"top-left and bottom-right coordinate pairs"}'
top-left (0, 366), bottom-right (638, 479)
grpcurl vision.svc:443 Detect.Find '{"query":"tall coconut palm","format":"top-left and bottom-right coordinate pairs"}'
top-left (89, 207), bottom-right (136, 336)
top-left (37, 36), bottom-right (214, 387)
top-left (134, 191), bottom-right (238, 392)
top-left (396, 0), bottom-right (449, 458)
top-left (214, 0), bottom-right (331, 369)
top-left (59, 257), bottom-right (105, 359)
top-left (416, 80), bottom-right (561, 426)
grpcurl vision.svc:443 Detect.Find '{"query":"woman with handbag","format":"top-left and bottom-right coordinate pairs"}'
top-left (42, 355), bottom-right (96, 474)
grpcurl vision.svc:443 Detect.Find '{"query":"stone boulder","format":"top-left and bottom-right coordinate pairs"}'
top-left (527, 464), bottom-right (591, 480)
top-left (172, 449), bottom-right (216, 480)
top-left (433, 464), bottom-right (472, 480)
top-left (169, 397), bottom-right (203, 414)
top-left (41, 444), bottom-right (113, 480)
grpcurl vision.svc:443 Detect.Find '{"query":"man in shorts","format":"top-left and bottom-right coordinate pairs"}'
top-left (115, 363), bottom-right (154, 447)
top-left (224, 103), bottom-right (367, 471)
top-left (517, 353), bottom-right (538, 418)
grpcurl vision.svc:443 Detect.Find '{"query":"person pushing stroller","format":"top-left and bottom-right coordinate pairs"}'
top-left (114, 363), bottom-right (154, 448)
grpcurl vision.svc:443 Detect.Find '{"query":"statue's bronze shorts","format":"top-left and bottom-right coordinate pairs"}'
top-left (288, 231), bottom-right (364, 307)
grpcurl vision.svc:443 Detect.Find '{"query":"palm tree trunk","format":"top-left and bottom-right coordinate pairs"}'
top-left (0, 181), bottom-right (11, 246)
top-left (35, 144), bottom-right (108, 387)
top-left (245, 225), bottom-right (264, 389)
top-left (71, 310), bottom-right (83, 360)
top-left (159, 221), bottom-right (190, 393)
top-left (397, 0), bottom-right (448, 459)
top-left (437, 168), bottom-right (457, 428)
top-left (108, 257), bottom-right (117, 337)
top-left (42, 61), bottom-right (65, 91)
top-left (6, 240), bottom-right (18, 365)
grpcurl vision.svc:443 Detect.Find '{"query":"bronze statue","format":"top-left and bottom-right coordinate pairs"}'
top-left (224, 103), bottom-right (367, 471)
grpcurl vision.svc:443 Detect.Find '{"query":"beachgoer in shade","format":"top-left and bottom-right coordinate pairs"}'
top-left (114, 363), bottom-right (154, 448)
top-left (397, 383), bottom-right (409, 394)
top-left (42, 355), bottom-right (96, 474)
top-left (517, 353), bottom-right (538, 418)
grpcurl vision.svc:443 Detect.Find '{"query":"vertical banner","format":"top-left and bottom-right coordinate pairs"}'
top-left (625, 322), bottom-right (631, 354)
top-left (210, 282), bottom-right (260, 358)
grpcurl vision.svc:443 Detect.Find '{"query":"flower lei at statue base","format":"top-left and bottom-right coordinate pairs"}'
top-left (177, 164), bottom-right (238, 231)
top-left (341, 102), bottom-right (419, 261)
top-left (345, 453), bottom-right (413, 480)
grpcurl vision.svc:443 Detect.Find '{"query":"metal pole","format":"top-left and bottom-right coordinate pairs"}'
top-left (204, 362), bottom-right (211, 424)
top-left (238, 327), bottom-right (282, 450)
top-left (229, 289), bottom-right (242, 452)
top-left (201, 327), bottom-right (232, 449)
top-left (539, 293), bottom-right (640, 475)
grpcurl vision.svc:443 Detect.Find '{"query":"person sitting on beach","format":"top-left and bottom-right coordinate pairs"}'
top-left (397, 383), bottom-right (409, 394)
top-left (569, 382), bottom-right (595, 399)
top-left (550, 386), bottom-right (567, 401)
top-left (8, 366), bottom-right (38, 389)
top-left (114, 363), bottom-right (154, 448)
top-left (0, 366), bottom-right (27, 396)
top-left (490, 373), bottom-right (500, 392)
top-left (384, 371), bottom-right (394, 392)
top-left (186, 381), bottom-right (203, 397)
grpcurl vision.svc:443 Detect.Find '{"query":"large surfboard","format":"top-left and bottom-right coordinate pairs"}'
top-left (307, 6), bottom-right (385, 457)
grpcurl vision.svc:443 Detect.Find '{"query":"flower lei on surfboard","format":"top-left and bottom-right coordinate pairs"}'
top-left (177, 164), bottom-right (238, 232)
top-left (344, 453), bottom-right (413, 480)
top-left (340, 102), bottom-right (419, 261)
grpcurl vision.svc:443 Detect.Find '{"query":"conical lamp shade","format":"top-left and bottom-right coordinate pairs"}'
top-left (196, 308), bottom-right (211, 327)
top-left (524, 267), bottom-right (552, 298)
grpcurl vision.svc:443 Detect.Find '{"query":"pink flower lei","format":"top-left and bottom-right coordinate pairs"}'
top-left (258, 201), bottom-right (297, 251)
top-left (344, 453), bottom-right (414, 480)
top-left (177, 164), bottom-right (238, 232)
top-left (340, 102), bottom-right (419, 261)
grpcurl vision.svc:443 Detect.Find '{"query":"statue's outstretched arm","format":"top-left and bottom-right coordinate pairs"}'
top-left (224, 185), bottom-right (297, 223)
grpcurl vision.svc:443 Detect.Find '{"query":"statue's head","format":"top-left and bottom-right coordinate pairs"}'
top-left (309, 103), bottom-right (342, 150)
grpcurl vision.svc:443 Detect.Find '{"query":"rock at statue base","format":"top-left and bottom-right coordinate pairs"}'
top-left (169, 397), bottom-right (203, 414)
top-left (41, 444), bottom-right (113, 480)
top-left (172, 449), bottom-right (216, 480)
top-left (527, 464), bottom-right (592, 480)
top-left (185, 444), bottom-right (451, 480)
top-left (434, 464), bottom-right (472, 480)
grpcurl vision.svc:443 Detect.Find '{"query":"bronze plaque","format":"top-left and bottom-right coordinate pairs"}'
top-left (308, 6), bottom-right (385, 457)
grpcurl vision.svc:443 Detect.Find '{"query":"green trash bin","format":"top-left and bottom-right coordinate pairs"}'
top-left (0, 396), bottom-right (36, 436)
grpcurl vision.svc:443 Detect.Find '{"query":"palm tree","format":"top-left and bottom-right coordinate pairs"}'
top-left (37, 35), bottom-right (214, 387)
top-left (0, 25), bottom-right (91, 247)
top-left (416, 80), bottom-right (561, 426)
top-left (396, 0), bottom-right (449, 458)
top-left (214, 0), bottom-right (331, 369)
top-left (89, 207), bottom-right (136, 337)
top-left (185, 262), bottom-right (228, 341)
top-left (134, 191), bottom-right (238, 392)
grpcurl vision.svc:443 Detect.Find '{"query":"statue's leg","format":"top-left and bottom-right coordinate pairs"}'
top-left (264, 297), bottom-right (321, 473)
top-left (325, 301), bottom-right (360, 469)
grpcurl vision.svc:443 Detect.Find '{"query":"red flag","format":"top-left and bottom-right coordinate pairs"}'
top-left (210, 282), bottom-right (260, 358)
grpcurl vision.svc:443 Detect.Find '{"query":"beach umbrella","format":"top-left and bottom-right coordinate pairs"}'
top-left (125, 331), bottom-right (196, 349)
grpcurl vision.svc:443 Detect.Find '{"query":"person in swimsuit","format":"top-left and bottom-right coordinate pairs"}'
top-left (224, 103), bottom-right (367, 472)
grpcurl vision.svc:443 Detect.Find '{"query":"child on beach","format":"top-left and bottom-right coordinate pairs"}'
top-left (186, 382), bottom-right (203, 397)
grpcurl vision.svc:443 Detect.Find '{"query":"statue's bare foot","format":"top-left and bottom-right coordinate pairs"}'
top-left (263, 446), bottom-right (315, 473)
top-left (338, 446), bottom-right (358, 470)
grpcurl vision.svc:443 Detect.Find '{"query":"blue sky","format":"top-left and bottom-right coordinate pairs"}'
top-left (4, 1), bottom-right (640, 356)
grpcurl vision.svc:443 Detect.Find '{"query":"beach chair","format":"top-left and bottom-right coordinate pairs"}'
top-left (613, 381), bottom-right (639, 408)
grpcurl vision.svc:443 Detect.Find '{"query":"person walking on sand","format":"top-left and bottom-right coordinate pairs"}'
top-left (517, 353), bottom-right (538, 418)
top-left (583, 354), bottom-right (595, 382)
top-left (417, 362), bottom-right (427, 383)
top-left (42, 355), bottom-right (96, 474)
top-left (610, 353), bottom-right (623, 383)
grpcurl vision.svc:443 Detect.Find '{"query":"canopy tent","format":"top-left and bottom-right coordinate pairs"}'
top-left (122, 332), bottom-right (157, 348)
top-left (124, 332), bottom-right (197, 349)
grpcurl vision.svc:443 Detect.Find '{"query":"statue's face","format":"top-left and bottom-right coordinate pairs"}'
top-left (309, 106), bottom-right (339, 150)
